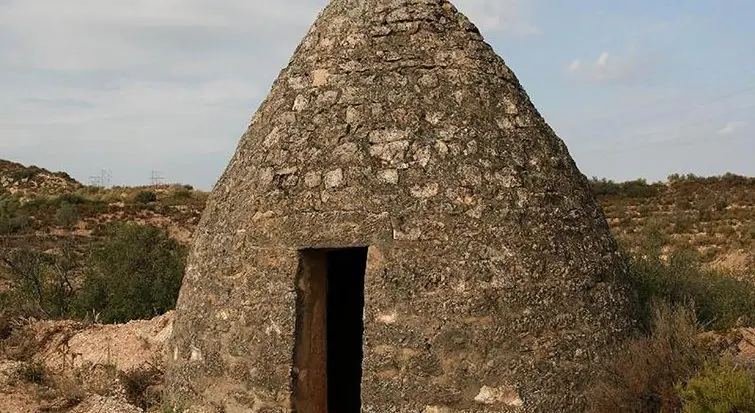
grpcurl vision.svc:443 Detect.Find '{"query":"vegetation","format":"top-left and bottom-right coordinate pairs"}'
top-left (589, 177), bottom-right (662, 198)
top-left (0, 245), bottom-right (77, 319)
top-left (677, 357), bottom-right (755, 413)
top-left (588, 303), bottom-right (708, 412)
top-left (0, 194), bottom-right (30, 234)
top-left (134, 190), bottom-right (158, 204)
top-left (10, 168), bottom-right (38, 182)
top-left (627, 237), bottom-right (755, 332)
top-left (74, 223), bottom-right (187, 323)
top-left (1, 223), bottom-right (186, 324)
top-left (588, 226), bottom-right (755, 412)
top-left (55, 202), bottom-right (80, 228)
top-left (119, 365), bottom-right (164, 410)
top-left (19, 360), bottom-right (47, 384)
top-left (593, 173), bottom-right (755, 277)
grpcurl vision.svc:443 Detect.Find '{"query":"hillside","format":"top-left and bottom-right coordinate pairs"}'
top-left (593, 174), bottom-right (755, 278)
top-left (0, 160), bottom-right (81, 198)
top-left (1, 161), bottom-right (206, 251)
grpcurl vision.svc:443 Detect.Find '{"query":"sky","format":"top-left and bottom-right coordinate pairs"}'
top-left (1, 0), bottom-right (753, 190)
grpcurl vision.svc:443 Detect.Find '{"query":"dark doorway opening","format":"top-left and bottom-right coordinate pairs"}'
top-left (292, 247), bottom-right (367, 413)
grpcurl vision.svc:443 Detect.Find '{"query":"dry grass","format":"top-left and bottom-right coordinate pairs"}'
top-left (587, 304), bottom-right (711, 413)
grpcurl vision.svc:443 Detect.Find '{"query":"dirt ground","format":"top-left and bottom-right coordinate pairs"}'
top-left (0, 312), bottom-right (174, 413)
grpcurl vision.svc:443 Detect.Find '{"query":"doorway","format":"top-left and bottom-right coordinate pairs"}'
top-left (293, 247), bottom-right (367, 413)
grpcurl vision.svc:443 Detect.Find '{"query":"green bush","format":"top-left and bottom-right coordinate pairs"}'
top-left (627, 238), bottom-right (755, 331)
top-left (589, 177), bottom-right (661, 198)
top-left (10, 169), bottom-right (37, 181)
top-left (57, 193), bottom-right (87, 205)
top-left (20, 361), bottom-right (47, 384)
top-left (55, 202), bottom-right (80, 228)
top-left (75, 223), bottom-right (187, 323)
top-left (0, 195), bottom-right (30, 234)
top-left (171, 188), bottom-right (192, 199)
top-left (133, 191), bottom-right (157, 204)
top-left (677, 357), bottom-right (755, 413)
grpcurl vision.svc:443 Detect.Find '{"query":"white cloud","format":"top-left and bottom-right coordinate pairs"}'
top-left (717, 121), bottom-right (746, 136)
top-left (0, 0), bottom-right (324, 73)
top-left (453, 0), bottom-right (539, 35)
top-left (566, 50), bottom-right (653, 84)
top-left (0, 0), bottom-right (331, 188)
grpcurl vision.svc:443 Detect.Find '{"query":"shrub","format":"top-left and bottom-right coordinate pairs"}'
top-left (627, 247), bottom-right (755, 331)
top-left (20, 360), bottom-right (47, 384)
top-left (587, 303), bottom-right (709, 413)
top-left (75, 223), bottom-right (187, 323)
top-left (589, 177), bottom-right (661, 198)
top-left (10, 169), bottom-right (37, 181)
top-left (119, 365), bottom-right (163, 410)
top-left (623, 179), bottom-right (660, 199)
top-left (0, 246), bottom-right (78, 319)
top-left (0, 195), bottom-right (30, 234)
top-left (677, 357), bottom-right (755, 413)
top-left (57, 193), bottom-right (87, 205)
top-left (134, 191), bottom-right (157, 204)
top-left (55, 202), bottom-right (80, 228)
top-left (589, 177), bottom-right (622, 196)
top-left (171, 188), bottom-right (192, 199)
top-left (20, 195), bottom-right (53, 211)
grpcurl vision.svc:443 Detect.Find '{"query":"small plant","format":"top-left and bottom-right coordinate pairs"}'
top-left (119, 365), bottom-right (163, 410)
top-left (161, 404), bottom-right (186, 413)
top-left (134, 191), bottom-right (158, 204)
top-left (171, 188), bottom-right (192, 199)
top-left (10, 168), bottom-right (37, 181)
top-left (55, 202), bottom-right (80, 228)
top-left (0, 195), bottom-right (30, 234)
top-left (677, 357), bottom-right (755, 413)
top-left (57, 193), bottom-right (87, 205)
top-left (20, 360), bottom-right (47, 384)
top-left (587, 303), bottom-right (709, 413)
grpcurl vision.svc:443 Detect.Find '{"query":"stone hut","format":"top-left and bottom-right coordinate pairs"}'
top-left (165, 0), bottom-right (636, 411)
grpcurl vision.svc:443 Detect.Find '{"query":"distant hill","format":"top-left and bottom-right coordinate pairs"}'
top-left (0, 159), bottom-right (82, 197)
top-left (1, 158), bottom-right (753, 277)
top-left (0, 159), bottom-right (206, 264)
top-left (592, 173), bottom-right (755, 277)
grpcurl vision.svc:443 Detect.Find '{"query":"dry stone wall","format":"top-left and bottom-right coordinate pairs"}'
top-left (166, 1), bottom-right (637, 412)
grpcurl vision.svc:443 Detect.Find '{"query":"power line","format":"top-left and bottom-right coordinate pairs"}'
top-left (88, 169), bottom-right (112, 188)
top-left (150, 170), bottom-right (166, 186)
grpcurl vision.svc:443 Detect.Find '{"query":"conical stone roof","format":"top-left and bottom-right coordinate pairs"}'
top-left (166, 0), bottom-right (637, 412)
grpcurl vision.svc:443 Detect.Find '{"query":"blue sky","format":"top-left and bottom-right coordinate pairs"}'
top-left (0, 0), bottom-right (753, 189)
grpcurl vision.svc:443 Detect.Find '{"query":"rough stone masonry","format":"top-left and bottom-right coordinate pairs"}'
top-left (165, 0), bottom-right (637, 412)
